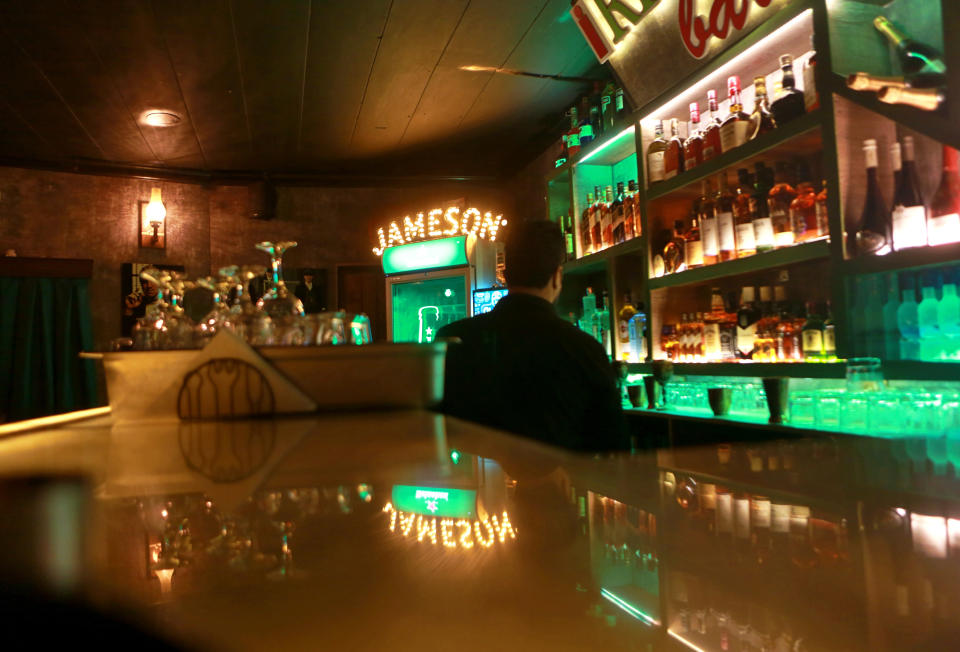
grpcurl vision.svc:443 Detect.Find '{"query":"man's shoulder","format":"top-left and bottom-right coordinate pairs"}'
top-left (437, 312), bottom-right (493, 339)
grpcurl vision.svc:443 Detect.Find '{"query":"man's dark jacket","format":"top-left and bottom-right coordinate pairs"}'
top-left (436, 292), bottom-right (626, 452)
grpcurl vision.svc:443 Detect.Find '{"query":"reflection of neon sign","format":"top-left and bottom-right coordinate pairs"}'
top-left (418, 306), bottom-right (439, 343)
top-left (373, 207), bottom-right (507, 256)
top-left (391, 485), bottom-right (477, 519)
top-left (383, 503), bottom-right (516, 549)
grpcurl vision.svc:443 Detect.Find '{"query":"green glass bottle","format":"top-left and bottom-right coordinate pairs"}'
top-left (937, 267), bottom-right (960, 360)
top-left (917, 271), bottom-right (942, 360)
top-left (881, 273), bottom-right (901, 360)
top-left (897, 273), bottom-right (920, 360)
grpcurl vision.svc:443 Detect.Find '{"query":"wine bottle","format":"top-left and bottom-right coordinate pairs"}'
top-left (699, 179), bottom-right (718, 265)
top-left (715, 173), bottom-right (737, 263)
top-left (928, 146), bottom-right (960, 246)
top-left (874, 16), bottom-right (947, 88)
top-left (892, 136), bottom-right (928, 250)
top-left (752, 163), bottom-right (775, 253)
top-left (846, 72), bottom-right (907, 93)
top-left (770, 55), bottom-right (806, 125)
top-left (647, 121), bottom-right (668, 185)
top-left (879, 86), bottom-right (945, 112)
top-left (856, 139), bottom-right (892, 256)
top-left (736, 287), bottom-right (760, 359)
top-left (719, 76), bottom-right (750, 154)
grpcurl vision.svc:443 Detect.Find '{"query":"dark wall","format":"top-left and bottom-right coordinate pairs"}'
top-left (0, 166), bottom-right (513, 350)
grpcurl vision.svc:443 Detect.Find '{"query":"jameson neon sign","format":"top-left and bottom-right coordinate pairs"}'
top-left (573, 0), bottom-right (776, 62)
top-left (383, 502), bottom-right (516, 550)
top-left (372, 207), bottom-right (507, 256)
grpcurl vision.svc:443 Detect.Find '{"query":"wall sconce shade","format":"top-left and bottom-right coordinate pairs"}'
top-left (140, 187), bottom-right (166, 249)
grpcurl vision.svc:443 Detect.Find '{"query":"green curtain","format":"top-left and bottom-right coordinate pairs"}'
top-left (0, 277), bottom-right (98, 422)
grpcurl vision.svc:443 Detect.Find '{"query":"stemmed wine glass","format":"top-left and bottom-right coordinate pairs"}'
top-left (135, 269), bottom-right (196, 350)
top-left (651, 360), bottom-right (674, 410)
top-left (195, 272), bottom-right (236, 341)
top-left (255, 241), bottom-right (305, 346)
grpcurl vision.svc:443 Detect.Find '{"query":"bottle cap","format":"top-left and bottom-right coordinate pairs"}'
top-left (689, 102), bottom-right (700, 121)
top-left (779, 54), bottom-right (793, 67)
top-left (727, 76), bottom-right (740, 93)
top-left (863, 138), bottom-right (877, 149)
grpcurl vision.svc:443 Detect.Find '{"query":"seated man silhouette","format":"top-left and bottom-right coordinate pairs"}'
top-left (437, 220), bottom-right (626, 452)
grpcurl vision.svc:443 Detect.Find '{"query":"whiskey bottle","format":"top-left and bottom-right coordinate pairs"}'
top-left (770, 54), bottom-right (806, 125)
top-left (815, 180), bottom-right (829, 237)
top-left (602, 185), bottom-right (615, 249)
top-left (801, 301), bottom-right (825, 360)
top-left (748, 76), bottom-right (776, 140)
top-left (699, 179), bottom-right (718, 265)
top-left (591, 185), bottom-right (604, 252)
top-left (752, 163), bottom-right (776, 253)
top-left (624, 180), bottom-right (637, 240)
top-left (630, 179), bottom-right (642, 238)
top-left (684, 214), bottom-right (704, 268)
top-left (684, 102), bottom-right (704, 170)
top-left (580, 191), bottom-right (594, 256)
top-left (612, 181), bottom-right (626, 244)
top-left (702, 89), bottom-right (722, 162)
top-left (734, 169), bottom-right (757, 257)
top-left (715, 173), bottom-right (737, 262)
top-left (775, 288), bottom-right (802, 361)
top-left (647, 121), bottom-right (668, 185)
top-left (719, 76), bottom-right (750, 154)
top-left (664, 220), bottom-right (687, 274)
top-left (736, 286), bottom-right (760, 359)
top-left (665, 118), bottom-right (684, 180)
top-left (768, 161), bottom-right (797, 248)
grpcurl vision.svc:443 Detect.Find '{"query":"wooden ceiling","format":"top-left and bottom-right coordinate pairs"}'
top-left (0, 0), bottom-right (602, 181)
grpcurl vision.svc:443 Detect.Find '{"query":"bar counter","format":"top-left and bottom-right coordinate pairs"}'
top-left (0, 408), bottom-right (957, 651)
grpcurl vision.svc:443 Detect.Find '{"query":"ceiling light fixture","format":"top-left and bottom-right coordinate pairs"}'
top-left (140, 110), bottom-right (182, 127)
top-left (458, 65), bottom-right (601, 83)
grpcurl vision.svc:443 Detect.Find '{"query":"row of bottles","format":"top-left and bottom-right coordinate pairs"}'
top-left (854, 138), bottom-right (960, 257)
top-left (658, 285), bottom-right (836, 363)
top-left (652, 161), bottom-right (828, 277)
top-left (591, 494), bottom-right (659, 597)
top-left (556, 81), bottom-right (630, 168)
top-left (575, 287), bottom-right (612, 357)
top-left (579, 181), bottom-right (642, 257)
top-left (849, 267), bottom-right (960, 361)
top-left (647, 52), bottom-right (816, 186)
top-left (616, 294), bottom-right (647, 363)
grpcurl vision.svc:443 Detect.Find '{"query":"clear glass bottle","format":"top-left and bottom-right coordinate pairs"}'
top-left (664, 220), bottom-right (687, 274)
top-left (665, 118), bottom-right (685, 180)
top-left (917, 271), bottom-right (942, 361)
top-left (801, 301), bottom-right (824, 361)
top-left (768, 161), bottom-right (797, 248)
top-left (897, 272), bottom-right (920, 360)
top-left (647, 121), bottom-right (668, 185)
top-left (685, 214), bottom-right (704, 268)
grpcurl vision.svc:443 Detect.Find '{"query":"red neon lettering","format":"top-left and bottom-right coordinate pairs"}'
top-left (572, 2), bottom-right (612, 62)
top-left (680, 0), bottom-right (773, 59)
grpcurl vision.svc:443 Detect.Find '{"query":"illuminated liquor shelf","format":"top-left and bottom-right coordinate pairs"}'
top-left (627, 359), bottom-right (845, 379)
top-left (645, 110), bottom-right (824, 202)
top-left (841, 241), bottom-right (960, 276)
top-left (563, 236), bottom-right (645, 277)
top-left (647, 240), bottom-right (830, 291)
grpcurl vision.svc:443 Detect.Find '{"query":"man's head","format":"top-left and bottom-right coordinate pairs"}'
top-left (504, 220), bottom-right (565, 302)
top-left (139, 267), bottom-right (160, 298)
top-left (303, 273), bottom-right (314, 286)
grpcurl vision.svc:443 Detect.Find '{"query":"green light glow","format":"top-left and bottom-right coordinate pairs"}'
top-left (450, 449), bottom-right (461, 465)
top-left (391, 484), bottom-right (476, 519)
top-left (382, 236), bottom-right (468, 275)
top-left (600, 588), bottom-right (659, 626)
top-left (578, 125), bottom-right (636, 164)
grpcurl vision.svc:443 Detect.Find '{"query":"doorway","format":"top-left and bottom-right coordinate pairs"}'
top-left (337, 264), bottom-right (386, 342)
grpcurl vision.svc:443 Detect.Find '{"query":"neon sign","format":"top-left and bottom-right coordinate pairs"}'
top-left (372, 207), bottom-right (507, 256)
top-left (391, 485), bottom-right (477, 519)
top-left (383, 502), bottom-right (516, 550)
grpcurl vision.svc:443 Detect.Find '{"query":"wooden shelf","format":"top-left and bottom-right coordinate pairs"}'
top-left (647, 240), bottom-right (830, 290)
top-left (830, 74), bottom-right (960, 152)
top-left (882, 360), bottom-right (960, 381)
top-left (563, 236), bottom-right (645, 277)
top-left (576, 125), bottom-right (637, 168)
top-left (645, 110), bottom-right (824, 202)
top-left (841, 242), bottom-right (960, 276)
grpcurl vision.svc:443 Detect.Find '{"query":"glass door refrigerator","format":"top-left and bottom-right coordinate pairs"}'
top-left (383, 235), bottom-right (501, 343)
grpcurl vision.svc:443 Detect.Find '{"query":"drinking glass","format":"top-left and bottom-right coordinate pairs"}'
top-left (846, 357), bottom-right (884, 393)
top-left (839, 392), bottom-right (869, 434)
top-left (255, 241), bottom-right (304, 319)
top-left (815, 390), bottom-right (843, 431)
top-left (651, 360), bottom-right (674, 411)
top-left (789, 391), bottom-right (816, 428)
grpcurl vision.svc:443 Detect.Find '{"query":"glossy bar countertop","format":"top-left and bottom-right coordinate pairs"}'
top-left (0, 409), bottom-right (958, 651)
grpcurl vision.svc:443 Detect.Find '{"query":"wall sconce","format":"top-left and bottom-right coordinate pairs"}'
top-left (139, 187), bottom-right (166, 249)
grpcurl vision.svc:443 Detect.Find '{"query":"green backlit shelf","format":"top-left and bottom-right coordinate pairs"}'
top-left (576, 124), bottom-right (637, 168)
top-left (563, 236), bottom-right (645, 277)
top-left (647, 240), bottom-right (830, 290)
top-left (840, 242), bottom-right (960, 277)
top-left (645, 110), bottom-right (824, 202)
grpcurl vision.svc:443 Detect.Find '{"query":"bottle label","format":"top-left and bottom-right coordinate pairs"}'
top-left (735, 222), bottom-right (756, 252)
top-left (648, 151), bottom-right (665, 183)
top-left (803, 60), bottom-right (819, 111)
top-left (615, 90), bottom-right (624, 111)
top-left (685, 239), bottom-right (703, 266)
top-left (752, 216), bottom-right (775, 249)
top-left (567, 132), bottom-right (581, 150)
top-left (719, 120), bottom-right (749, 153)
top-left (701, 216), bottom-right (719, 256)
top-left (565, 233), bottom-right (575, 255)
top-left (892, 204), bottom-right (928, 249)
top-left (618, 319), bottom-right (629, 342)
top-left (736, 324), bottom-right (756, 357)
top-left (703, 323), bottom-right (721, 358)
top-left (717, 212), bottom-right (735, 251)
top-left (579, 124), bottom-right (594, 142)
top-left (802, 328), bottom-right (824, 354)
top-left (772, 503), bottom-right (791, 533)
top-left (719, 325), bottom-right (736, 358)
top-left (824, 324), bottom-right (836, 354)
top-left (815, 201), bottom-right (829, 235)
top-left (734, 498), bottom-right (750, 539)
top-left (715, 492), bottom-right (733, 533)
top-left (751, 500), bottom-right (772, 528)
top-left (928, 213), bottom-right (960, 246)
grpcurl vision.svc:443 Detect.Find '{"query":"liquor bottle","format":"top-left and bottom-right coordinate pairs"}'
top-left (630, 180), bottom-right (642, 238)
top-left (770, 55), bottom-right (806, 125)
top-left (565, 106), bottom-right (581, 158)
top-left (878, 86), bottom-right (945, 111)
top-left (897, 272), bottom-right (920, 360)
top-left (703, 287), bottom-right (725, 361)
top-left (768, 161), bottom-right (797, 248)
top-left (881, 272), bottom-right (901, 360)
top-left (624, 180), bottom-right (637, 241)
top-left (661, 323), bottom-right (678, 360)
top-left (734, 169), bottom-right (757, 257)
top-left (602, 185), bottom-right (615, 249)
top-left (801, 301), bottom-right (824, 361)
top-left (601, 81), bottom-right (617, 134)
top-left (647, 121), bottom-right (668, 185)
top-left (917, 271), bottom-right (942, 361)
top-left (823, 301), bottom-right (836, 360)
top-left (702, 90), bottom-right (722, 162)
top-left (803, 47), bottom-right (819, 112)
top-left (562, 215), bottom-right (575, 261)
top-left (580, 191), bottom-right (594, 256)
top-left (938, 269), bottom-right (960, 359)
top-left (756, 286), bottom-right (778, 361)
top-left (599, 290), bottom-right (612, 356)
top-left (873, 16), bottom-right (947, 88)
top-left (734, 493), bottom-right (752, 558)
top-left (699, 179), bottom-right (718, 265)
top-left (736, 286), bottom-right (760, 359)
top-left (592, 185), bottom-right (603, 251)
top-left (684, 102), bottom-right (704, 170)
top-left (891, 141), bottom-right (903, 190)
top-left (846, 72), bottom-right (908, 93)
top-left (578, 95), bottom-right (595, 146)
top-left (860, 274), bottom-right (888, 358)
top-left (776, 288), bottom-right (802, 361)
top-left (612, 181), bottom-right (626, 244)
top-left (677, 313), bottom-right (689, 361)
top-left (928, 146), bottom-right (960, 246)
top-left (663, 220), bottom-right (687, 275)
top-left (715, 486), bottom-right (734, 546)
top-left (892, 136), bottom-right (928, 250)
top-left (791, 173), bottom-right (818, 243)
top-left (665, 118), bottom-right (684, 180)
top-left (752, 494), bottom-right (774, 566)
top-left (628, 303), bottom-right (648, 362)
top-left (719, 76), bottom-right (750, 154)
top-left (555, 133), bottom-right (568, 168)
top-left (692, 312), bottom-right (705, 361)
top-left (748, 76), bottom-right (776, 140)
top-left (684, 214), bottom-right (704, 268)
top-left (715, 173), bottom-right (737, 262)
top-left (752, 163), bottom-right (775, 253)
top-left (618, 294), bottom-right (638, 361)
top-left (856, 139), bottom-right (892, 256)
top-left (815, 179), bottom-right (829, 239)
top-left (614, 86), bottom-right (627, 127)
